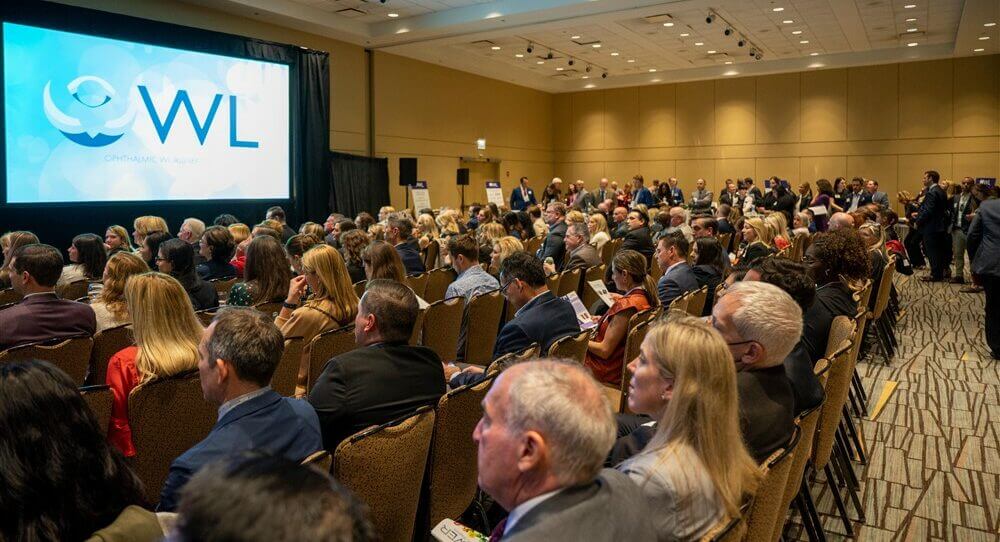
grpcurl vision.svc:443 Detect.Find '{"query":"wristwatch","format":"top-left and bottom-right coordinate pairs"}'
top-left (282, 301), bottom-right (298, 310)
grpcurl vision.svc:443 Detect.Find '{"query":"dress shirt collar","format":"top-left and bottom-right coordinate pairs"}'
top-left (505, 488), bottom-right (564, 535)
top-left (218, 386), bottom-right (271, 421)
top-left (665, 260), bottom-right (685, 275)
top-left (20, 291), bottom-right (58, 300)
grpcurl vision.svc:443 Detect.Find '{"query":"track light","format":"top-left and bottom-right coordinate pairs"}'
top-left (602, 72), bottom-right (608, 79)
top-left (546, 51), bottom-right (554, 60)
top-left (737, 38), bottom-right (745, 47)
top-left (724, 27), bottom-right (733, 36)
top-left (706, 12), bottom-right (715, 24)
top-left (568, 58), bottom-right (575, 66)
top-left (586, 65), bottom-right (592, 73)
top-left (526, 43), bottom-right (533, 54)
top-left (749, 47), bottom-right (756, 57)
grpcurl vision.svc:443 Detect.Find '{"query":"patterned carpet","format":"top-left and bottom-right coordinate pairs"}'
top-left (791, 276), bottom-right (998, 541)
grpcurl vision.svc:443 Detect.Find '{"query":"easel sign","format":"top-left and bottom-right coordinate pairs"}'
top-left (411, 181), bottom-right (431, 211)
top-left (976, 178), bottom-right (996, 188)
top-left (485, 181), bottom-right (505, 208)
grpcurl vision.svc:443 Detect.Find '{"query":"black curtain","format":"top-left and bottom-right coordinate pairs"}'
top-left (329, 152), bottom-right (390, 219)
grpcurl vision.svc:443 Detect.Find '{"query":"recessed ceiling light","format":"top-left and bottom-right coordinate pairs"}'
top-left (979, 36), bottom-right (991, 40)
top-left (694, 42), bottom-right (704, 46)
top-left (571, 35), bottom-right (581, 39)
top-left (907, 42), bottom-right (918, 46)
top-left (904, 4), bottom-right (916, 8)
top-left (648, 68), bottom-right (657, 72)
top-left (724, 70), bottom-right (738, 76)
top-left (627, 59), bottom-right (635, 63)
top-left (680, 33), bottom-right (690, 37)
top-left (792, 30), bottom-right (803, 35)
top-left (582, 75), bottom-right (589, 79)
top-left (772, 7), bottom-right (784, 12)
top-left (985, 22), bottom-right (997, 27)
top-left (515, 53), bottom-right (524, 58)
top-left (907, 28), bottom-right (918, 32)
top-left (783, 20), bottom-right (794, 24)
top-left (808, 63), bottom-right (824, 69)
top-left (974, 48), bottom-right (985, 52)
top-left (725, 61), bottom-right (733, 64)
top-left (663, 22), bottom-right (674, 27)
top-left (537, 60), bottom-right (545, 64)
top-left (491, 46), bottom-right (501, 50)
top-left (905, 18), bottom-right (917, 22)
top-left (707, 50), bottom-right (717, 54)
top-left (556, 67), bottom-right (564, 71)
top-left (387, 12), bottom-right (399, 18)
top-left (610, 52), bottom-right (620, 56)
top-left (592, 43), bottom-right (602, 48)
top-left (584, 84), bottom-right (596, 88)
top-left (810, 52), bottom-right (819, 56)
top-left (800, 40), bottom-right (809, 44)
top-left (651, 78), bottom-right (661, 82)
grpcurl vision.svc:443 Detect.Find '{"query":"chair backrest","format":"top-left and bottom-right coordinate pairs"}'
top-left (523, 236), bottom-right (543, 256)
top-left (254, 301), bottom-right (282, 318)
top-left (423, 239), bottom-right (440, 270)
top-left (353, 280), bottom-right (367, 298)
top-left (485, 343), bottom-right (540, 375)
top-left (306, 325), bottom-right (357, 392)
top-left (554, 267), bottom-right (583, 298)
top-left (0, 335), bottom-right (94, 384)
top-left (854, 279), bottom-right (873, 316)
top-left (423, 267), bottom-right (457, 304)
top-left (743, 426), bottom-right (800, 542)
top-left (600, 238), bottom-right (621, 267)
top-left (546, 329), bottom-right (590, 364)
top-left (685, 286), bottom-right (709, 317)
top-left (80, 384), bottom-right (113, 435)
top-left (580, 265), bottom-right (607, 308)
top-left (406, 273), bottom-right (430, 299)
top-left (270, 336), bottom-right (304, 396)
top-left (210, 278), bottom-right (239, 303)
top-left (668, 290), bottom-right (691, 314)
top-left (618, 317), bottom-right (654, 413)
top-left (195, 309), bottom-right (216, 327)
top-left (422, 297), bottom-right (466, 362)
top-left (0, 287), bottom-right (22, 306)
top-left (333, 407), bottom-right (436, 542)
top-left (789, 232), bottom-right (807, 262)
top-left (410, 307), bottom-right (427, 345)
top-left (89, 324), bottom-right (134, 386)
top-left (698, 514), bottom-right (746, 542)
top-left (463, 290), bottom-right (505, 366)
top-left (301, 450), bottom-right (332, 474)
top-left (129, 371), bottom-right (216, 504)
top-left (811, 334), bottom-right (855, 471)
top-left (425, 375), bottom-right (495, 526)
top-left (717, 233), bottom-right (732, 254)
top-left (545, 273), bottom-right (560, 294)
top-left (56, 279), bottom-right (89, 301)
top-left (824, 315), bottom-right (855, 360)
top-left (871, 256), bottom-right (896, 319)
top-left (649, 254), bottom-right (663, 280)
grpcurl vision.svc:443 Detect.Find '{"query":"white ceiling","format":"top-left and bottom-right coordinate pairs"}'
top-left (190, 0), bottom-right (999, 92)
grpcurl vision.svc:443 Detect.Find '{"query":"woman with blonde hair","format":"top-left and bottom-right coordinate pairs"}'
top-left (298, 222), bottom-right (326, 240)
top-left (131, 216), bottom-right (168, 247)
top-left (436, 212), bottom-right (461, 237)
top-left (765, 213), bottom-right (791, 251)
top-left (584, 250), bottom-right (656, 386)
top-left (737, 217), bottom-right (774, 266)
top-left (616, 316), bottom-right (760, 540)
top-left (565, 210), bottom-right (586, 226)
top-left (104, 225), bottom-right (134, 255)
top-left (416, 213), bottom-right (444, 268)
top-left (859, 222), bottom-right (889, 311)
top-left (378, 206), bottom-right (396, 223)
top-left (276, 245), bottom-right (359, 391)
top-left (90, 252), bottom-right (149, 332)
top-left (361, 241), bottom-right (406, 283)
top-left (106, 272), bottom-right (202, 456)
top-left (588, 213), bottom-right (611, 252)
top-left (1, 231), bottom-right (39, 288)
top-left (490, 236), bottom-right (524, 275)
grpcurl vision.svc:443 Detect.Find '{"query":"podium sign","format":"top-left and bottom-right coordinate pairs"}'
top-left (485, 181), bottom-right (505, 208)
top-left (411, 181), bottom-right (431, 211)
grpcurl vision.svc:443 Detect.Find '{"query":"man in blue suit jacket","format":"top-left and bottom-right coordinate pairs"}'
top-left (630, 175), bottom-right (656, 208)
top-left (968, 198), bottom-right (1000, 359)
top-left (158, 308), bottom-right (322, 511)
top-left (916, 170), bottom-right (952, 282)
top-left (654, 231), bottom-right (699, 307)
top-left (510, 176), bottom-right (537, 211)
top-left (386, 214), bottom-right (426, 275)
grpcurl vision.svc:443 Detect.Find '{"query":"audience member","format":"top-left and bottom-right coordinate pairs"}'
top-left (0, 244), bottom-right (96, 350)
top-left (385, 214), bottom-right (425, 275)
top-left (666, 207), bottom-right (694, 242)
top-left (736, 217), bottom-right (774, 266)
top-left (158, 308), bottom-right (323, 511)
top-left (227, 236), bottom-right (292, 307)
top-left (792, 212), bottom-right (812, 237)
top-left (655, 231), bottom-right (698, 308)
top-left (355, 211), bottom-right (376, 233)
top-left (490, 236), bottom-right (523, 275)
top-left (802, 229), bottom-right (870, 362)
top-left (104, 225), bottom-right (135, 255)
top-left (620, 208), bottom-right (655, 264)
top-left (446, 234), bottom-right (499, 301)
top-left (132, 215), bottom-right (169, 247)
top-left (588, 213), bottom-right (611, 252)
top-left (510, 176), bottom-right (537, 211)
top-left (157, 239), bottom-right (218, 311)
top-left (809, 179), bottom-right (836, 232)
top-left (212, 214), bottom-right (239, 227)
top-left (610, 205), bottom-right (629, 238)
top-left (967, 198), bottom-right (1000, 359)
top-left (106, 272), bottom-right (202, 457)
top-left (529, 205), bottom-right (549, 238)
top-left (265, 206), bottom-right (296, 243)
top-left (0, 360), bottom-right (156, 542)
top-left (631, 174), bottom-right (656, 208)
top-left (178, 218), bottom-right (206, 265)
top-left (228, 223), bottom-right (251, 275)
top-left (253, 220), bottom-right (283, 240)
top-left (361, 240), bottom-right (407, 283)
top-left (172, 454), bottom-right (373, 542)
top-left (309, 279), bottom-right (445, 450)
top-left (91, 252), bottom-right (149, 332)
top-left (338, 229), bottom-right (369, 284)
top-left (285, 233), bottom-right (322, 275)
top-left (859, 222), bottom-right (889, 311)
top-left (766, 213), bottom-right (792, 251)
top-left (950, 177), bottom-right (978, 285)
top-left (547, 221), bottom-right (600, 274)
top-left (474, 360), bottom-right (656, 540)
top-left (585, 249), bottom-right (655, 385)
top-left (615, 317), bottom-right (761, 540)
top-left (139, 230), bottom-right (172, 271)
top-left (828, 212), bottom-right (854, 231)
top-left (715, 204), bottom-right (735, 235)
top-left (692, 237), bottom-right (725, 315)
top-left (689, 178), bottom-right (713, 213)
top-left (196, 226), bottom-right (238, 280)
top-left (538, 202), bottom-right (569, 269)
top-left (866, 179), bottom-right (890, 208)
top-left (58, 233), bottom-right (107, 286)
top-left (711, 281), bottom-right (800, 462)
top-left (298, 221), bottom-right (326, 242)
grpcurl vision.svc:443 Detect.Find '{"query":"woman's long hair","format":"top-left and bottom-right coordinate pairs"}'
top-left (639, 317), bottom-right (760, 518)
top-left (694, 237), bottom-right (725, 275)
top-left (361, 241), bottom-right (406, 283)
top-left (72, 234), bottom-right (108, 280)
top-left (765, 214), bottom-right (790, 246)
top-left (0, 360), bottom-right (147, 541)
top-left (744, 217), bottom-right (772, 247)
top-left (99, 252), bottom-right (149, 322)
top-left (106, 225), bottom-right (135, 253)
top-left (244, 236), bottom-right (293, 304)
top-left (611, 249), bottom-right (658, 307)
top-left (302, 245), bottom-right (359, 325)
top-left (125, 272), bottom-right (202, 383)
top-left (132, 215), bottom-right (169, 244)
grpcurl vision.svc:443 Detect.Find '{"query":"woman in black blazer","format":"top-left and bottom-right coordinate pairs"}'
top-left (737, 217), bottom-right (775, 267)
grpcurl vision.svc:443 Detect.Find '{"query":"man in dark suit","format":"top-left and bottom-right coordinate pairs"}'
top-left (967, 198), bottom-right (1000, 359)
top-left (537, 202), bottom-right (568, 269)
top-left (385, 214), bottom-right (426, 275)
top-left (630, 175), bottom-right (656, 208)
top-left (916, 170), bottom-right (952, 282)
top-left (950, 177), bottom-right (978, 284)
top-left (266, 206), bottom-right (296, 243)
top-left (509, 176), bottom-right (537, 212)
top-left (475, 360), bottom-right (656, 540)
top-left (594, 178), bottom-right (611, 206)
top-left (667, 177), bottom-right (684, 205)
top-left (621, 209), bottom-right (655, 262)
top-left (309, 279), bottom-right (445, 450)
top-left (159, 308), bottom-right (323, 511)
top-left (865, 179), bottom-right (890, 208)
top-left (844, 177), bottom-right (866, 212)
top-left (493, 252), bottom-right (579, 358)
top-left (654, 231), bottom-right (698, 308)
top-left (0, 244), bottom-right (95, 351)
top-left (711, 281), bottom-right (799, 462)
top-left (715, 204), bottom-right (735, 235)
top-left (610, 206), bottom-right (629, 239)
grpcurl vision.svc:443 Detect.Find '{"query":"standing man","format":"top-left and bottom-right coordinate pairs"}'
top-left (630, 175), bottom-right (656, 208)
top-left (689, 178), bottom-right (713, 213)
top-left (916, 170), bottom-right (952, 282)
top-left (510, 176), bottom-right (537, 212)
top-left (865, 179), bottom-right (890, 208)
top-left (538, 202), bottom-right (568, 270)
top-left (572, 180), bottom-right (595, 211)
top-left (595, 178), bottom-right (611, 205)
top-left (950, 177), bottom-right (978, 285)
top-left (845, 177), bottom-right (865, 212)
top-left (668, 177), bottom-right (684, 205)
top-left (967, 198), bottom-right (1000, 360)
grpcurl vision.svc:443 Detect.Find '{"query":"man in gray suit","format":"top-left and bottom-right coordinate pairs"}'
top-left (474, 360), bottom-right (656, 541)
top-left (571, 180), bottom-right (595, 211)
top-left (967, 198), bottom-right (1000, 359)
top-left (864, 179), bottom-right (890, 208)
top-left (655, 231), bottom-right (699, 307)
top-left (546, 222), bottom-right (601, 274)
top-left (689, 178), bottom-right (714, 213)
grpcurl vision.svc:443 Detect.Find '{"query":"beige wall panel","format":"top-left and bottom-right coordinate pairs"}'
top-left (571, 92), bottom-right (605, 150)
top-left (676, 160), bottom-right (717, 193)
top-left (715, 78), bottom-right (756, 145)
top-left (676, 81), bottom-right (716, 147)
top-left (952, 153), bottom-right (1000, 181)
top-left (954, 56), bottom-right (1000, 137)
top-left (799, 156), bottom-right (847, 184)
top-left (899, 59), bottom-right (953, 139)
top-left (499, 160), bottom-right (554, 198)
top-left (848, 155), bottom-right (899, 200)
top-left (604, 87), bottom-right (639, 150)
top-left (756, 73), bottom-right (801, 144)
top-left (896, 154), bottom-right (952, 198)
top-left (603, 162), bottom-right (641, 187)
top-left (553, 94), bottom-right (574, 151)
top-left (571, 162), bottom-right (608, 186)
top-left (715, 158), bottom-right (756, 194)
top-left (756, 157), bottom-right (801, 186)
top-left (639, 161), bottom-right (677, 184)
top-left (638, 85), bottom-right (677, 148)
top-left (801, 69), bottom-right (848, 142)
top-left (847, 64), bottom-right (898, 141)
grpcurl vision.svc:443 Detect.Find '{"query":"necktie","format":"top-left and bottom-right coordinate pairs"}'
top-left (489, 518), bottom-right (508, 542)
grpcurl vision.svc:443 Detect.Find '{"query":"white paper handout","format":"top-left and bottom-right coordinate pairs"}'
top-left (588, 279), bottom-right (616, 308)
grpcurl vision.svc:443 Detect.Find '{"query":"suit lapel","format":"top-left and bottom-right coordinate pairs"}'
top-left (215, 390), bottom-right (281, 430)
top-left (503, 482), bottom-right (599, 538)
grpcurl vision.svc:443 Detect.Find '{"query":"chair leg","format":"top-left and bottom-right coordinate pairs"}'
top-left (852, 371), bottom-right (869, 406)
top-left (824, 464), bottom-right (855, 537)
top-left (800, 478), bottom-right (827, 542)
top-left (834, 432), bottom-right (867, 523)
top-left (795, 490), bottom-right (826, 542)
top-left (848, 386), bottom-right (864, 419)
top-left (841, 409), bottom-right (868, 465)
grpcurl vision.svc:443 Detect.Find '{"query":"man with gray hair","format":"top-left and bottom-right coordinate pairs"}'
top-left (545, 221), bottom-right (600, 274)
top-left (385, 213), bottom-right (425, 275)
top-left (665, 206), bottom-right (694, 243)
top-left (828, 212), bottom-right (855, 231)
top-left (710, 281), bottom-right (801, 462)
top-left (159, 307), bottom-right (323, 511)
top-left (475, 360), bottom-right (655, 540)
top-left (179, 218), bottom-right (207, 265)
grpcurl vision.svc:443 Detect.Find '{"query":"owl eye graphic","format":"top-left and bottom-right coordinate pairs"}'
top-left (43, 75), bottom-right (137, 147)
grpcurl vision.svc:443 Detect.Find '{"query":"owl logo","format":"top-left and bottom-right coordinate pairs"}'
top-left (43, 75), bottom-right (137, 147)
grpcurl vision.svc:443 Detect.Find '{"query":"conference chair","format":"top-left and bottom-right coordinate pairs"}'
top-left (195, 309), bottom-right (216, 327)
top-left (88, 323), bottom-right (134, 385)
top-left (57, 279), bottom-right (89, 301)
top-left (422, 239), bottom-right (440, 270)
top-left (580, 264), bottom-right (606, 309)
top-left (667, 290), bottom-right (691, 314)
top-left (301, 450), bottom-right (332, 474)
top-left (424, 374), bottom-right (495, 528)
top-left (545, 272), bottom-right (560, 295)
top-left (210, 278), bottom-right (238, 303)
top-left (80, 384), bottom-right (113, 435)
top-left (423, 267), bottom-right (457, 304)
top-left (253, 301), bottom-right (282, 317)
top-left (128, 370), bottom-right (216, 504)
top-left (353, 280), bottom-right (366, 298)
top-left (406, 272), bottom-right (430, 299)
top-left (270, 336), bottom-right (304, 397)
top-left (333, 407), bottom-right (436, 542)
top-left (485, 343), bottom-right (540, 376)
top-left (649, 254), bottom-right (663, 280)
top-left (600, 238), bottom-right (621, 267)
top-left (868, 257), bottom-right (897, 362)
top-left (547, 329), bottom-right (591, 364)
top-left (0, 287), bottom-right (21, 306)
top-left (522, 236), bottom-right (542, 256)
top-left (421, 297), bottom-right (465, 362)
top-left (717, 233), bottom-right (732, 254)
top-left (462, 290), bottom-right (505, 366)
top-left (685, 285), bottom-right (709, 318)
top-left (790, 233), bottom-right (808, 262)
top-left (306, 325), bottom-right (357, 393)
top-left (699, 515), bottom-right (746, 542)
top-left (0, 334), bottom-right (93, 384)
top-left (555, 267), bottom-right (583, 298)
top-left (615, 311), bottom-right (656, 413)
top-left (410, 307), bottom-right (426, 345)
top-left (742, 426), bottom-right (800, 542)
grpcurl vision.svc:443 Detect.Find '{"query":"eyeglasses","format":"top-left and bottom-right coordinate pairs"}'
top-left (709, 315), bottom-right (757, 347)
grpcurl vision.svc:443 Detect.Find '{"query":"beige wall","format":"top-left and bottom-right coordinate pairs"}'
top-left (553, 56), bottom-right (1000, 212)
